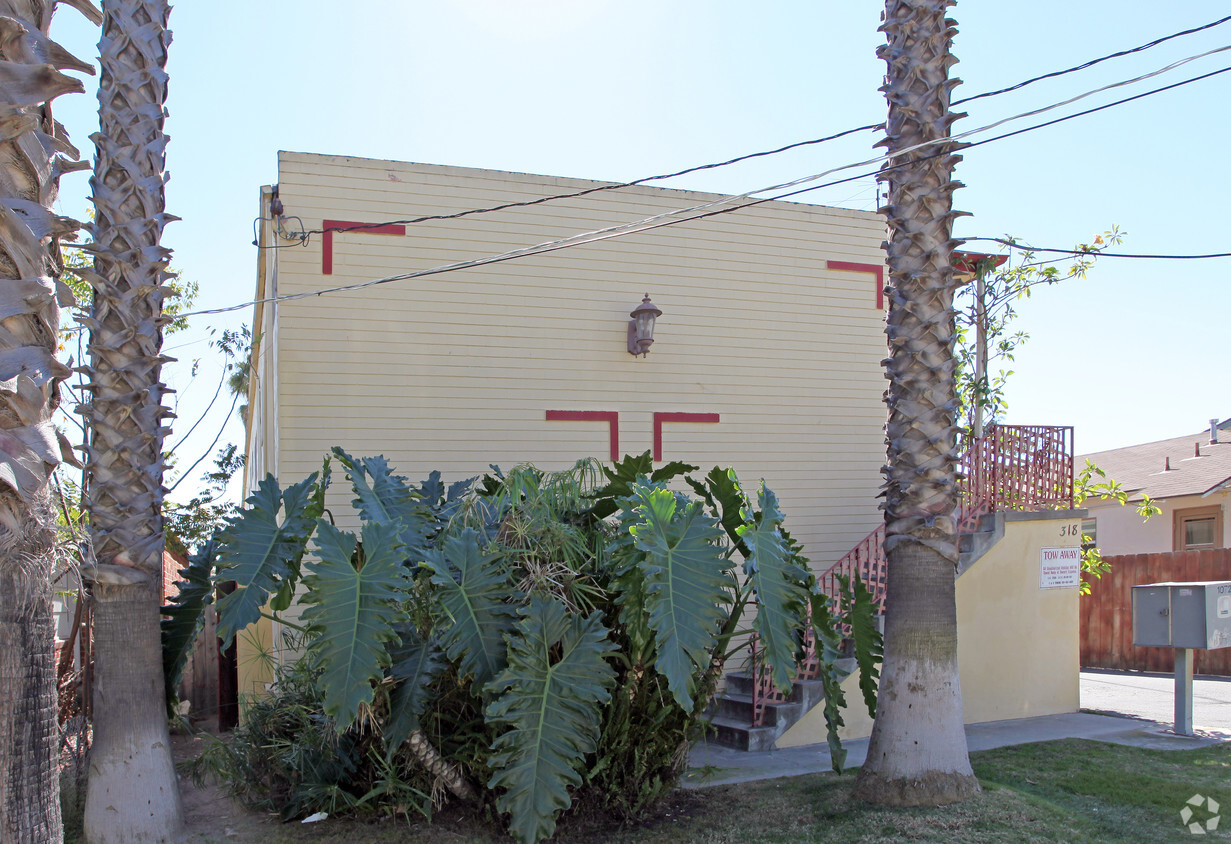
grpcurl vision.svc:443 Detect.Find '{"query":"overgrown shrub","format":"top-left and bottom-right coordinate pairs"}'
top-left (178, 451), bottom-right (880, 843)
top-left (189, 652), bottom-right (433, 821)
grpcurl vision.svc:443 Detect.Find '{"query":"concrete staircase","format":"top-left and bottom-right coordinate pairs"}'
top-left (708, 512), bottom-right (1004, 752)
top-left (708, 664), bottom-right (850, 752)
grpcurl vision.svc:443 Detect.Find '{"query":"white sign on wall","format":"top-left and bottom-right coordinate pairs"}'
top-left (1040, 546), bottom-right (1082, 589)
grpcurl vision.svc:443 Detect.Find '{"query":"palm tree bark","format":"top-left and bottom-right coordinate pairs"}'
top-left (0, 1), bottom-right (95, 839)
top-left (79, 0), bottom-right (182, 839)
top-left (852, 0), bottom-right (980, 806)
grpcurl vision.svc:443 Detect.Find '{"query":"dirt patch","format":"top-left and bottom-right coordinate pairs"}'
top-left (173, 731), bottom-right (280, 843)
top-left (170, 731), bottom-right (715, 843)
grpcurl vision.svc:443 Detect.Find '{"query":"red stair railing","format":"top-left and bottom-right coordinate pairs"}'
top-left (745, 423), bottom-right (1074, 727)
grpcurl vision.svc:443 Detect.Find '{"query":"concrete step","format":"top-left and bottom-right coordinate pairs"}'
top-left (707, 714), bottom-right (779, 753)
top-left (713, 691), bottom-right (803, 725)
top-left (708, 672), bottom-right (843, 752)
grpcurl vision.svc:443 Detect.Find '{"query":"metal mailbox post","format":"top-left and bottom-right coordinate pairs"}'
top-left (1132, 581), bottom-right (1231, 735)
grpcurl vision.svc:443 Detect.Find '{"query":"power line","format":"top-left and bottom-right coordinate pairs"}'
top-left (955, 12), bottom-right (1231, 107)
top-left (965, 237), bottom-right (1231, 260)
top-left (183, 57), bottom-right (1231, 320)
top-left (285, 14), bottom-right (1231, 242)
top-left (187, 58), bottom-right (1226, 317)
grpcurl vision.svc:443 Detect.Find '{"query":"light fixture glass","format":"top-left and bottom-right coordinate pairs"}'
top-left (627, 294), bottom-right (662, 357)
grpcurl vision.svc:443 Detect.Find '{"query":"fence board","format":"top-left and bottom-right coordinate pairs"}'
top-left (1081, 549), bottom-right (1231, 676)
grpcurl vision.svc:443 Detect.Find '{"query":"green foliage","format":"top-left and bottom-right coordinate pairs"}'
top-left (301, 521), bottom-right (411, 726)
top-left (207, 451), bottom-right (880, 841)
top-left (384, 630), bottom-right (447, 755)
top-left (160, 538), bottom-right (220, 713)
top-left (1073, 459), bottom-right (1161, 594)
top-left (843, 572), bottom-right (884, 718)
top-left (688, 465), bottom-right (750, 553)
top-left (738, 483), bottom-right (810, 694)
top-left (622, 483), bottom-right (732, 710)
top-left (485, 596), bottom-right (616, 844)
top-left (807, 590), bottom-right (850, 770)
top-left (955, 229), bottom-right (1119, 433)
top-left (186, 654), bottom-right (432, 823)
top-left (589, 451), bottom-right (697, 520)
top-left (421, 529), bottom-right (517, 690)
top-left (333, 448), bottom-right (432, 554)
top-left (214, 473), bottom-right (319, 645)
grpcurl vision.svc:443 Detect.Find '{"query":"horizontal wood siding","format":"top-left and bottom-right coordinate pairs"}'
top-left (268, 152), bottom-right (888, 570)
top-left (1081, 549), bottom-right (1231, 675)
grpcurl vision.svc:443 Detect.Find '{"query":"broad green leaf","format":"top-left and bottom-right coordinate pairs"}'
top-left (841, 572), bottom-right (884, 718)
top-left (701, 466), bottom-right (750, 553)
top-left (650, 459), bottom-right (700, 484)
top-left (608, 523), bottom-right (655, 663)
top-left (332, 448), bottom-right (432, 555)
top-left (738, 483), bottom-right (810, 694)
top-left (589, 452), bottom-right (697, 520)
top-left (300, 520), bottom-right (410, 729)
top-left (384, 628), bottom-right (447, 756)
top-left (161, 537), bottom-right (220, 711)
top-left (214, 473), bottom-right (319, 646)
top-left (420, 528), bottom-right (516, 689)
top-left (485, 596), bottom-right (616, 844)
top-left (418, 470), bottom-right (445, 506)
top-left (808, 589), bottom-right (850, 772)
top-left (270, 456), bottom-right (328, 612)
top-left (623, 483), bottom-right (733, 711)
top-left (417, 470), bottom-right (475, 525)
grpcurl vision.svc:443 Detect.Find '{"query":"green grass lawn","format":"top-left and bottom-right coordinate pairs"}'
top-left (184, 739), bottom-right (1231, 843)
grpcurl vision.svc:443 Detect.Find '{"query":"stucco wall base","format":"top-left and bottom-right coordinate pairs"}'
top-left (778, 510), bottom-right (1084, 747)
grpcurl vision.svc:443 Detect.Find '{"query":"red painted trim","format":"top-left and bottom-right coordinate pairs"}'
top-left (826, 260), bottom-right (886, 310)
top-left (653, 412), bottom-right (720, 461)
top-left (322, 219), bottom-right (407, 275)
top-left (546, 410), bottom-right (619, 462)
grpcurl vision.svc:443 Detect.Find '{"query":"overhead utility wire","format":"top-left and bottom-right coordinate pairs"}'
top-left (290, 14), bottom-right (1231, 241)
top-left (185, 59), bottom-right (1231, 320)
top-left (954, 12), bottom-right (1231, 106)
top-left (964, 237), bottom-right (1231, 260)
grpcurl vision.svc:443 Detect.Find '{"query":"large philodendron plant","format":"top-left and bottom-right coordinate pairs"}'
top-left (179, 450), bottom-right (880, 843)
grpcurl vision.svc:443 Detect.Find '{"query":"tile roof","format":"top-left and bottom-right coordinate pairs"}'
top-left (1078, 419), bottom-right (1231, 501)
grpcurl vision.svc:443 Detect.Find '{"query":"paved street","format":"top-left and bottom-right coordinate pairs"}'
top-left (1081, 668), bottom-right (1231, 733)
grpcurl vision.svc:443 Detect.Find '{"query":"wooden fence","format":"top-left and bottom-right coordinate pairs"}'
top-left (1081, 549), bottom-right (1231, 676)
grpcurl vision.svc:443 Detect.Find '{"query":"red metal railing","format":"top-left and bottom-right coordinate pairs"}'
top-left (957, 424), bottom-right (1074, 533)
top-left (747, 607), bottom-right (824, 727)
top-left (746, 423), bottom-right (1073, 726)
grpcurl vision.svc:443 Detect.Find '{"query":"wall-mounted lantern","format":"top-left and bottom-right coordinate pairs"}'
top-left (627, 294), bottom-right (661, 357)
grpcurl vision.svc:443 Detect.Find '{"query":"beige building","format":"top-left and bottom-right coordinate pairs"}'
top-left (246, 151), bottom-right (889, 568)
top-left (1078, 419), bottom-right (1231, 557)
top-left (239, 152), bottom-right (1086, 738)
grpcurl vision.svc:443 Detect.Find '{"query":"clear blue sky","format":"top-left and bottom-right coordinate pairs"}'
top-left (47, 1), bottom-right (1231, 501)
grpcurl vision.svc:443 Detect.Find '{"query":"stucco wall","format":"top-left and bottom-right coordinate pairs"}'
top-left (779, 510), bottom-right (1084, 746)
top-left (1085, 492), bottom-right (1228, 557)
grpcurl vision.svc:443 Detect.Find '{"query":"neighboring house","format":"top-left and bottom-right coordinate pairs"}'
top-left (1077, 418), bottom-right (1231, 557)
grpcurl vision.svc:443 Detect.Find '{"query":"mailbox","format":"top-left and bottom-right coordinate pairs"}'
top-left (1132, 581), bottom-right (1231, 650)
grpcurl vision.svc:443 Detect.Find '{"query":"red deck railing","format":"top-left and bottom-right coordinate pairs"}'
top-left (957, 424), bottom-right (1074, 534)
top-left (746, 424), bottom-right (1074, 726)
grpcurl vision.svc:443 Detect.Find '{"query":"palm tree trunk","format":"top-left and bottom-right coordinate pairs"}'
top-left (0, 1), bottom-right (95, 839)
top-left (853, 0), bottom-right (980, 806)
top-left (80, 0), bottom-right (182, 840)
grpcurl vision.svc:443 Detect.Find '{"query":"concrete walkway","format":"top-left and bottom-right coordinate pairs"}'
top-left (685, 669), bottom-right (1231, 788)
